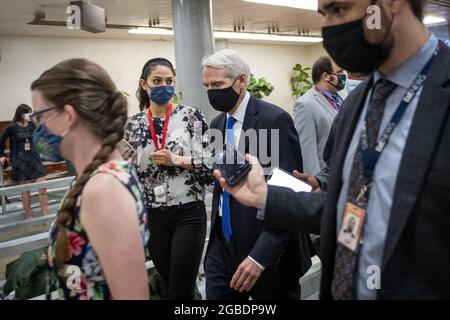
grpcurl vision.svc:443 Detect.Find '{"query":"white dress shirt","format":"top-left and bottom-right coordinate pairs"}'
top-left (218, 91), bottom-right (250, 217)
top-left (217, 92), bottom-right (265, 271)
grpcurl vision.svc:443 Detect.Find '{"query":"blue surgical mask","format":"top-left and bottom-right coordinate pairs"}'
top-left (33, 124), bottom-right (68, 162)
top-left (346, 79), bottom-right (363, 93)
top-left (149, 86), bottom-right (175, 105)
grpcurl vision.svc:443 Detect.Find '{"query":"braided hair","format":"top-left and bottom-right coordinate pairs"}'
top-left (31, 58), bottom-right (128, 269)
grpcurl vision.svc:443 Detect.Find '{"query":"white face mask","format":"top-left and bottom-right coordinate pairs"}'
top-left (346, 79), bottom-right (363, 93)
top-left (22, 113), bottom-right (32, 122)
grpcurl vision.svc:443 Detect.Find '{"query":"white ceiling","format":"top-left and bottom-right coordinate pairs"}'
top-left (0, 0), bottom-right (323, 42)
top-left (0, 0), bottom-right (448, 42)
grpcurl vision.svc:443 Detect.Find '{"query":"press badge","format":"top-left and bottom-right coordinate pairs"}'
top-left (154, 184), bottom-right (167, 203)
top-left (337, 202), bottom-right (366, 252)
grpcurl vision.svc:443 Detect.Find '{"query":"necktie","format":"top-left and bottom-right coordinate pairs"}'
top-left (333, 94), bottom-right (343, 111)
top-left (222, 116), bottom-right (237, 242)
top-left (331, 79), bottom-right (397, 300)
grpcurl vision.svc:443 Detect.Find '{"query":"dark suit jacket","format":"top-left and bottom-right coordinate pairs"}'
top-left (263, 44), bottom-right (450, 299)
top-left (207, 95), bottom-right (312, 280)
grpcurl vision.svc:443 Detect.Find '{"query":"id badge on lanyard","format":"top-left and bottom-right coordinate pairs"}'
top-left (148, 104), bottom-right (172, 204)
top-left (154, 181), bottom-right (168, 204)
top-left (24, 139), bottom-right (31, 151)
top-left (338, 202), bottom-right (366, 252)
top-left (21, 126), bottom-right (31, 151)
top-left (337, 44), bottom-right (440, 253)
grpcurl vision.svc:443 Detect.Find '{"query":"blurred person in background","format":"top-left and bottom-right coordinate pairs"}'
top-left (0, 104), bottom-right (48, 219)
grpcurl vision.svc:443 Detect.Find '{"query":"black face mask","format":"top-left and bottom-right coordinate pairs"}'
top-left (207, 78), bottom-right (242, 113)
top-left (328, 73), bottom-right (347, 91)
top-left (322, 18), bottom-right (393, 74)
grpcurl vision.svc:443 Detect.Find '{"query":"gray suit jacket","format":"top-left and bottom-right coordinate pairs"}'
top-left (263, 43), bottom-right (450, 299)
top-left (293, 88), bottom-right (341, 175)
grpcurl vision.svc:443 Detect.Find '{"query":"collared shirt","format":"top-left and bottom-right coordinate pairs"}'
top-left (218, 90), bottom-right (250, 217)
top-left (336, 34), bottom-right (439, 300)
top-left (218, 91), bottom-right (265, 271)
top-left (316, 87), bottom-right (344, 111)
top-left (226, 90), bottom-right (251, 147)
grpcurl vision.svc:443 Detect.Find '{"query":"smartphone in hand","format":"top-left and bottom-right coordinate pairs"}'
top-left (214, 144), bottom-right (251, 186)
top-left (117, 139), bottom-right (137, 161)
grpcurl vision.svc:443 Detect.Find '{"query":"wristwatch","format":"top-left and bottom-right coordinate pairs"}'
top-left (191, 156), bottom-right (202, 173)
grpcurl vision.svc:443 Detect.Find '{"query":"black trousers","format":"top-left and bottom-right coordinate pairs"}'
top-left (205, 218), bottom-right (301, 300)
top-left (147, 201), bottom-right (206, 300)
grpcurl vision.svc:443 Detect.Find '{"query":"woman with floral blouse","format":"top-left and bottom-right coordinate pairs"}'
top-left (125, 58), bottom-right (214, 300)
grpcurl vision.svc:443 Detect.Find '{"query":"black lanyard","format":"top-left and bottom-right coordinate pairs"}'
top-left (360, 44), bottom-right (440, 181)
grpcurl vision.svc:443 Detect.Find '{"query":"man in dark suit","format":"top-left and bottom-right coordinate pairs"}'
top-left (201, 49), bottom-right (312, 300)
top-left (214, 0), bottom-right (450, 299)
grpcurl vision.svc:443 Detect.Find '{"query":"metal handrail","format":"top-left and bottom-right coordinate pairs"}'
top-left (0, 232), bottom-right (49, 259)
top-left (0, 177), bottom-right (74, 198)
top-left (0, 176), bottom-right (74, 217)
top-left (0, 214), bottom-right (56, 234)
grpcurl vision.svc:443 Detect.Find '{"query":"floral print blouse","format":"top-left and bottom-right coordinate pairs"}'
top-left (124, 104), bottom-right (214, 209)
top-left (48, 161), bottom-right (149, 300)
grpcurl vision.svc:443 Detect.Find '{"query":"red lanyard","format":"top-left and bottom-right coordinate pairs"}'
top-left (147, 103), bottom-right (172, 151)
top-left (315, 86), bottom-right (339, 111)
top-left (324, 95), bottom-right (339, 111)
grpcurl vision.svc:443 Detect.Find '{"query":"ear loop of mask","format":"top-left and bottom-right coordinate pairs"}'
top-left (60, 128), bottom-right (70, 138)
top-left (47, 110), bottom-right (71, 138)
top-left (326, 73), bottom-right (339, 90)
top-left (232, 75), bottom-right (244, 96)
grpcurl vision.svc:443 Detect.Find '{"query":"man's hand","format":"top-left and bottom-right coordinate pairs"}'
top-left (293, 170), bottom-right (321, 192)
top-left (0, 157), bottom-right (6, 165)
top-left (151, 149), bottom-right (182, 167)
top-left (230, 257), bottom-right (263, 293)
top-left (213, 155), bottom-right (268, 209)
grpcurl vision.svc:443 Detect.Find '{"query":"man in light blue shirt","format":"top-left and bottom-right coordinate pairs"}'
top-left (211, 0), bottom-right (450, 299)
top-left (336, 33), bottom-right (439, 299)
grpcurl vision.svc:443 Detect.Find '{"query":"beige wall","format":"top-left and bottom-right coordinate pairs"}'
top-left (306, 44), bottom-right (328, 68)
top-left (225, 42), bottom-right (309, 114)
top-left (0, 35), bottom-right (327, 120)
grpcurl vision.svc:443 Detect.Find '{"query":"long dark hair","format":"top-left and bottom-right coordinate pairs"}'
top-left (13, 104), bottom-right (32, 123)
top-left (31, 58), bottom-right (128, 270)
top-left (136, 58), bottom-right (175, 111)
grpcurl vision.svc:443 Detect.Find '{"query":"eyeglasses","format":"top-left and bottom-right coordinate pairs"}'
top-left (30, 107), bottom-right (61, 126)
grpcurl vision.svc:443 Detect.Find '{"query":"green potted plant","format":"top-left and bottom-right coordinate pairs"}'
top-left (247, 75), bottom-right (274, 99)
top-left (291, 64), bottom-right (313, 100)
top-left (2, 248), bottom-right (57, 300)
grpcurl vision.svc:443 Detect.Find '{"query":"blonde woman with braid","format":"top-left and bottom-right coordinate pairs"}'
top-left (30, 59), bottom-right (149, 300)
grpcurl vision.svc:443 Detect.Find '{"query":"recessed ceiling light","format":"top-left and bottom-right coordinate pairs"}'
top-left (214, 31), bottom-right (322, 43)
top-left (128, 28), bottom-right (322, 43)
top-left (243, 0), bottom-right (318, 11)
top-left (128, 27), bottom-right (173, 35)
top-left (423, 16), bottom-right (447, 25)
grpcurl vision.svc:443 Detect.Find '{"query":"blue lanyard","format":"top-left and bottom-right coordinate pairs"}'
top-left (361, 44), bottom-right (440, 179)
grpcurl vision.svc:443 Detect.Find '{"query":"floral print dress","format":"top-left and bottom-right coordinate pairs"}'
top-left (47, 161), bottom-right (149, 300)
top-left (125, 104), bottom-right (214, 209)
